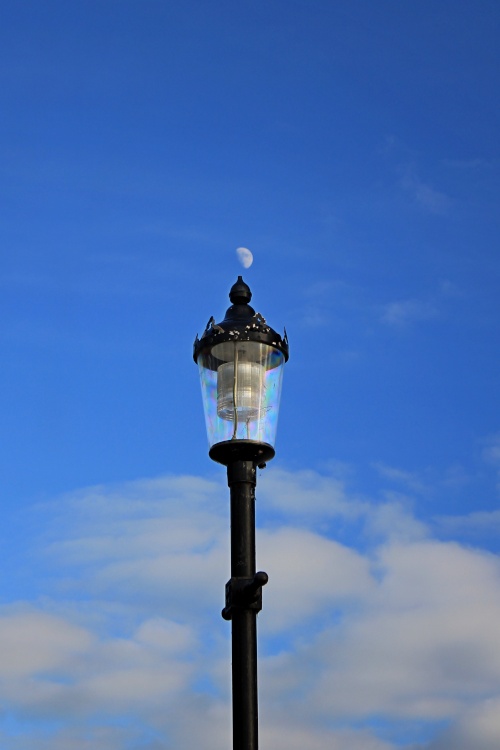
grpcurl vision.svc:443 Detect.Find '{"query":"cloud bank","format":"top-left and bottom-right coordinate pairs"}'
top-left (2, 467), bottom-right (500, 748)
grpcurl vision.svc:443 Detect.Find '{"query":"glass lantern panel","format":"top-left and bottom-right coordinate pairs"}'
top-left (198, 341), bottom-right (284, 449)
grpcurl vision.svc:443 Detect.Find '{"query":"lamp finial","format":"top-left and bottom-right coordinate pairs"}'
top-left (229, 276), bottom-right (252, 305)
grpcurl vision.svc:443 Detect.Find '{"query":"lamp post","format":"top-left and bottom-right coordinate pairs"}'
top-left (194, 276), bottom-right (288, 750)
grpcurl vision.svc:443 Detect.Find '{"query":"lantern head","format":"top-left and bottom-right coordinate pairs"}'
top-left (194, 277), bottom-right (289, 466)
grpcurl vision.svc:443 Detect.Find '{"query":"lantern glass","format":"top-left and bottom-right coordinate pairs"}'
top-left (198, 340), bottom-right (285, 449)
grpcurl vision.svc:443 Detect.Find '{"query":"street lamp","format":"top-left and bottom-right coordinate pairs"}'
top-left (194, 276), bottom-right (289, 750)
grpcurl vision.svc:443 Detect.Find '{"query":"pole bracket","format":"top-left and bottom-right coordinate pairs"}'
top-left (221, 572), bottom-right (269, 621)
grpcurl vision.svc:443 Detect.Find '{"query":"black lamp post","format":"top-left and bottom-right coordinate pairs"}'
top-left (194, 276), bottom-right (289, 750)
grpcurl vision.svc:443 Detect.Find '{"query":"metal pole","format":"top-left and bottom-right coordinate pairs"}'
top-left (222, 460), bottom-right (268, 750)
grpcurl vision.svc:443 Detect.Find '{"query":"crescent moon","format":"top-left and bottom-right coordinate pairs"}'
top-left (236, 247), bottom-right (253, 269)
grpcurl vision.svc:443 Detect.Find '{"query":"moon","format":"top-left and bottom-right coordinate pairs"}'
top-left (236, 247), bottom-right (253, 269)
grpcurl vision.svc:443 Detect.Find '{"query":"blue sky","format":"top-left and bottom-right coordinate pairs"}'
top-left (1, 1), bottom-right (500, 748)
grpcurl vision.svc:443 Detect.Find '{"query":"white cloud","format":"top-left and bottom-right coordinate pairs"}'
top-left (481, 434), bottom-right (500, 492)
top-left (260, 719), bottom-right (395, 750)
top-left (399, 169), bottom-right (451, 215)
top-left (412, 182), bottom-right (451, 214)
top-left (442, 157), bottom-right (496, 170)
top-left (380, 276), bottom-right (461, 330)
top-left (437, 509), bottom-right (500, 537)
top-left (43, 475), bottom-right (228, 617)
top-left (483, 434), bottom-right (500, 467)
top-left (0, 726), bottom-right (139, 750)
top-left (423, 696), bottom-right (500, 749)
top-left (0, 609), bottom-right (197, 722)
top-left (256, 548), bottom-right (500, 750)
top-left (297, 280), bottom-right (365, 330)
top-left (258, 467), bottom-right (367, 521)
top-left (381, 298), bottom-right (438, 327)
top-left (372, 462), bottom-right (428, 494)
top-left (483, 435), bottom-right (500, 485)
top-left (267, 539), bottom-right (500, 723)
top-left (258, 527), bottom-right (373, 631)
top-left (2, 467), bottom-right (500, 749)
top-left (0, 609), bottom-right (91, 683)
top-left (365, 499), bottom-right (428, 542)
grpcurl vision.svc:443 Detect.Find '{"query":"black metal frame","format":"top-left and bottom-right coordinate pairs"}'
top-left (209, 439), bottom-right (274, 468)
top-left (193, 276), bottom-right (289, 367)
